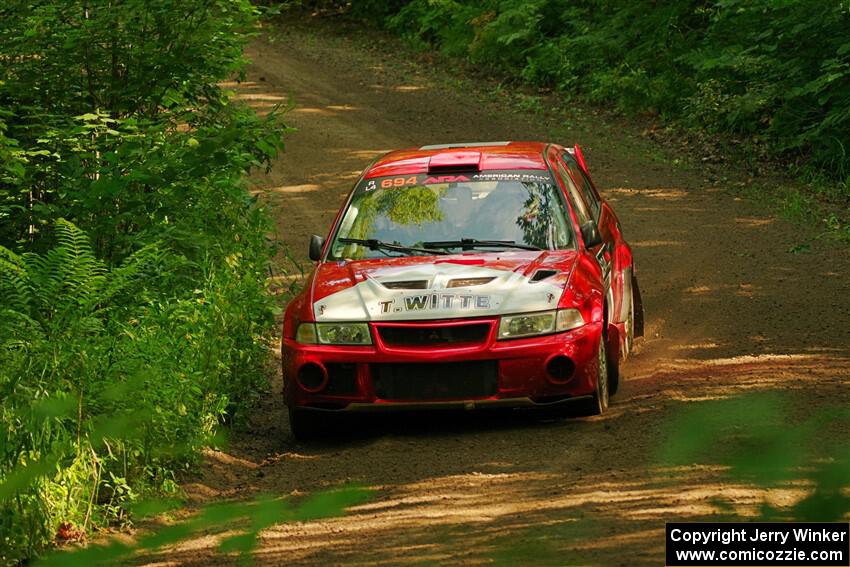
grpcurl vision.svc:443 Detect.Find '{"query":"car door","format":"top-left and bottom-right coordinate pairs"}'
top-left (553, 152), bottom-right (613, 289)
top-left (557, 150), bottom-right (642, 349)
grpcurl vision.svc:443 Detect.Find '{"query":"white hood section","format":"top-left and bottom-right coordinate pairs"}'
top-left (313, 262), bottom-right (563, 321)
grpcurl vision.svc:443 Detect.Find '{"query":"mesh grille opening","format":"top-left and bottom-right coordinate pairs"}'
top-left (372, 361), bottom-right (498, 400)
top-left (378, 323), bottom-right (490, 346)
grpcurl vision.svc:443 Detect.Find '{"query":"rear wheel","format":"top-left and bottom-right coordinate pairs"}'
top-left (609, 288), bottom-right (634, 397)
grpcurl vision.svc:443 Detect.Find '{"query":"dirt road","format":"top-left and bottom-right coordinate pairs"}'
top-left (153, 18), bottom-right (850, 566)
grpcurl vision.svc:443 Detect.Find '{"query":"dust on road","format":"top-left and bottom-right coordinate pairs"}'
top-left (149, 18), bottom-right (850, 566)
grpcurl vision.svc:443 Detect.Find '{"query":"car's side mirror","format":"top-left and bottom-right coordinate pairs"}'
top-left (580, 222), bottom-right (602, 248)
top-left (308, 234), bottom-right (325, 261)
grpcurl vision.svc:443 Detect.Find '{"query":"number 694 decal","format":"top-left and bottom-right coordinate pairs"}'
top-left (380, 176), bottom-right (418, 188)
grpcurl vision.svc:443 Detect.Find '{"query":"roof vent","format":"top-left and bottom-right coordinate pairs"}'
top-left (427, 151), bottom-right (481, 173)
top-left (420, 141), bottom-right (510, 150)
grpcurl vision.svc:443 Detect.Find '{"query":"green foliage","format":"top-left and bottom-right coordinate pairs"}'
top-left (660, 393), bottom-right (850, 521)
top-left (685, 1), bottom-right (850, 179)
top-left (1, 221), bottom-right (162, 561)
top-left (347, 0), bottom-right (409, 21)
top-left (339, 185), bottom-right (445, 258)
top-left (368, 0), bottom-right (850, 181)
top-left (0, 0), bottom-right (289, 253)
top-left (0, 221), bottom-right (277, 562)
top-left (378, 186), bottom-right (444, 225)
top-left (0, 0), bottom-right (255, 119)
top-left (0, 0), bottom-right (289, 561)
top-left (36, 486), bottom-right (371, 566)
top-left (388, 0), bottom-right (480, 56)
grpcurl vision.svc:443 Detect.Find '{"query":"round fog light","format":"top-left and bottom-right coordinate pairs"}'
top-left (297, 363), bottom-right (327, 392)
top-left (546, 356), bottom-right (575, 384)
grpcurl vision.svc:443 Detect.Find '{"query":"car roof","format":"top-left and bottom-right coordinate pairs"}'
top-left (365, 141), bottom-right (553, 179)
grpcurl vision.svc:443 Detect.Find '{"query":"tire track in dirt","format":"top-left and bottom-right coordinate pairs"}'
top-left (149, 20), bottom-right (850, 566)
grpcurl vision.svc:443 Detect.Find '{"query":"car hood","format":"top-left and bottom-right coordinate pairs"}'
top-left (310, 250), bottom-right (578, 321)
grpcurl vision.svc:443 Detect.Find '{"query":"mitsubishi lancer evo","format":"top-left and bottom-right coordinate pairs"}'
top-left (282, 141), bottom-right (643, 439)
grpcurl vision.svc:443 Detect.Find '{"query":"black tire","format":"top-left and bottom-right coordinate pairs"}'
top-left (609, 290), bottom-right (635, 397)
top-left (571, 334), bottom-right (610, 417)
top-left (288, 406), bottom-right (327, 442)
top-left (608, 319), bottom-right (624, 397)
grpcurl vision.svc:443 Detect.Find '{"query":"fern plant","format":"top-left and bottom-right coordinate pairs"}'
top-left (1, 219), bottom-right (161, 339)
top-left (0, 215), bottom-right (274, 562)
top-left (0, 219), bottom-right (162, 562)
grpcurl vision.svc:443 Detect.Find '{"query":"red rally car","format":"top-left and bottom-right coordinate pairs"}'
top-left (282, 141), bottom-right (643, 439)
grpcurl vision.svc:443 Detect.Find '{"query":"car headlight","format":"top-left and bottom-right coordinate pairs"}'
top-left (498, 309), bottom-right (585, 339)
top-left (555, 309), bottom-right (585, 332)
top-left (295, 323), bottom-right (318, 344)
top-left (296, 322), bottom-right (372, 345)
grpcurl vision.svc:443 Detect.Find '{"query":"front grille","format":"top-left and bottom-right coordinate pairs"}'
top-left (377, 323), bottom-right (490, 346)
top-left (372, 361), bottom-right (498, 401)
top-left (324, 363), bottom-right (359, 396)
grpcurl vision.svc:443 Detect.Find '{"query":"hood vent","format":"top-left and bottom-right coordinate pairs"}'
top-left (447, 277), bottom-right (495, 288)
top-left (381, 280), bottom-right (429, 290)
top-left (530, 269), bottom-right (558, 283)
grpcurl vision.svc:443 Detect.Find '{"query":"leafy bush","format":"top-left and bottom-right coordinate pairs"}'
top-left (0, 0), bottom-right (288, 253)
top-left (37, 486), bottom-right (371, 566)
top-left (0, 0), bottom-right (287, 561)
top-left (0, 223), bottom-right (275, 563)
top-left (365, 0), bottom-right (850, 181)
top-left (661, 393), bottom-right (850, 521)
top-left (389, 0), bottom-right (479, 56)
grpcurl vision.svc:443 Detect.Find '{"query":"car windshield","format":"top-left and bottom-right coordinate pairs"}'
top-left (328, 170), bottom-right (575, 260)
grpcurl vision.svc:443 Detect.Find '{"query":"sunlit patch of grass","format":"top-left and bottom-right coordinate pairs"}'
top-left (781, 189), bottom-right (817, 222)
top-left (515, 94), bottom-right (544, 114)
top-left (736, 179), bottom-right (850, 245)
top-left (37, 486), bottom-right (373, 566)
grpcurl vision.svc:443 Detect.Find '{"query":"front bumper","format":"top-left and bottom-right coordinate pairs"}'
top-left (304, 395), bottom-right (596, 413)
top-left (282, 317), bottom-right (602, 411)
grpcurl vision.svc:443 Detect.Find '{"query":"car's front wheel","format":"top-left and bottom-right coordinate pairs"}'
top-left (623, 296), bottom-right (635, 360)
top-left (288, 406), bottom-right (327, 442)
top-left (592, 334), bottom-right (610, 414)
top-left (570, 335), bottom-right (610, 417)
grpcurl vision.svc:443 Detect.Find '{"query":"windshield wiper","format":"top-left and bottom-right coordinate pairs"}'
top-left (423, 238), bottom-right (543, 251)
top-left (338, 237), bottom-right (447, 256)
